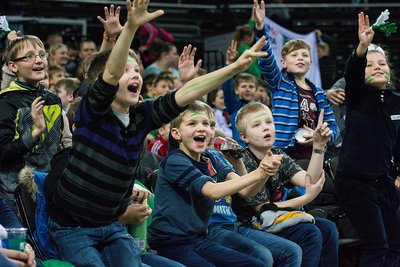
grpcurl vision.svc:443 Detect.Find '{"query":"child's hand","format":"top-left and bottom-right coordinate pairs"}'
top-left (0, 247), bottom-right (36, 267)
top-left (304, 172), bottom-right (325, 200)
top-left (132, 183), bottom-right (152, 203)
top-left (125, 0), bottom-right (164, 30)
top-left (308, 109), bottom-right (332, 148)
top-left (326, 88), bottom-right (345, 106)
top-left (225, 40), bottom-right (238, 65)
top-left (178, 44), bottom-right (202, 84)
top-left (31, 97), bottom-right (46, 141)
top-left (7, 30), bottom-right (20, 42)
top-left (253, 0), bottom-right (265, 30)
top-left (122, 199), bottom-right (152, 224)
top-left (233, 36), bottom-right (267, 73)
top-left (358, 12), bottom-right (374, 51)
top-left (97, 4), bottom-right (123, 37)
top-left (259, 150), bottom-right (283, 177)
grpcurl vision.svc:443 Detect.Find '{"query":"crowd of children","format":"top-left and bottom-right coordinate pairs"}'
top-left (0, 0), bottom-right (399, 266)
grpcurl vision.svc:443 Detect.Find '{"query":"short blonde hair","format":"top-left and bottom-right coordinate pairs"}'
top-left (3, 35), bottom-right (44, 64)
top-left (281, 39), bottom-right (311, 59)
top-left (235, 102), bottom-right (271, 134)
top-left (170, 101), bottom-right (214, 130)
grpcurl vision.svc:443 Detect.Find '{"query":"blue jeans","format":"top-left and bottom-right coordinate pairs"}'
top-left (207, 223), bottom-right (302, 267)
top-left (142, 250), bottom-right (186, 267)
top-left (48, 218), bottom-right (142, 267)
top-left (277, 218), bottom-right (338, 267)
top-left (149, 236), bottom-right (265, 267)
top-left (335, 173), bottom-right (400, 267)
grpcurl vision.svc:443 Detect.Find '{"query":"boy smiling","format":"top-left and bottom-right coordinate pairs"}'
top-left (148, 101), bottom-right (276, 266)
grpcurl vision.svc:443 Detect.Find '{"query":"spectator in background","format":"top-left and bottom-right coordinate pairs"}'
top-left (137, 22), bottom-right (175, 66)
top-left (55, 78), bottom-right (81, 112)
top-left (207, 88), bottom-right (232, 138)
top-left (48, 65), bottom-right (67, 92)
top-left (255, 76), bottom-right (271, 107)
top-left (48, 43), bottom-right (69, 69)
top-left (45, 33), bottom-right (63, 49)
top-left (146, 123), bottom-right (170, 157)
top-left (143, 40), bottom-right (179, 79)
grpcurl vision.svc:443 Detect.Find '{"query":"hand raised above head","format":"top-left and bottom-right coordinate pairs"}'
top-left (97, 4), bottom-right (123, 37)
top-left (233, 36), bottom-right (268, 73)
top-left (225, 40), bottom-right (238, 65)
top-left (125, 0), bottom-right (164, 30)
top-left (253, 0), bottom-right (266, 30)
top-left (179, 44), bottom-right (202, 84)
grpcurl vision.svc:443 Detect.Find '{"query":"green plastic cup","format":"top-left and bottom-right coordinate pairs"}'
top-left (3, 228), bottom-right (27, 252)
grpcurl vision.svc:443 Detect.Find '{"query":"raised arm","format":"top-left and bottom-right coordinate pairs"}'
top-left (174, 36), bottom-right (267, 107)
top-left (103, 0), bottom-right (164, 85)
top-left (98, 4), bottom-right (123, 52)
top-left (356, 12), bottom-right (374, 57)
top-left (254, 0), bottom-right (281, 92)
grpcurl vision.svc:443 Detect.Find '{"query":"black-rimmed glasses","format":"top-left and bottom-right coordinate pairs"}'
top-left (11, 52), bottom-right (49, 63)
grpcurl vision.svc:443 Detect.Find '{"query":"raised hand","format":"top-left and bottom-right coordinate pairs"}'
top-left (97, 4), bottom-right (123, 37)
top-left (253, 0), bottom-right (266, 30)
top-left (308, 109), bottom-right (332, 148)
top-left (233, 35), bottom-right (267, 73)
top-left (31, 97), bottom-right (45, 141)
top-left (178, 44), bottom-right (202, 84)
top-left (125, 0), bottom-right (164, 30)
top-left (225, 40), bottom-right (238, 65)
top-left (259, 150), bottom-right (283, 177)
top-left (7, 30), bottom-right (20, 42)
top-left (358, 12), bottom-right (374, 54)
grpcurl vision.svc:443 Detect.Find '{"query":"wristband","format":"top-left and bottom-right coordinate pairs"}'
top-left (313, 146), bottom-right (326, 154)
top-left (103, 32), bottom-right (117, 43)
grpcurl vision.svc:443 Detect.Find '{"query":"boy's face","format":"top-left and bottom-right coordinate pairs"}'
top-left (240, 108), bottom-right (275, 150)
top-left (172, 111), bottom-right (213, 160)
top-left (213, 90), bottom-right (225, 110)
top-left (255, 85), bottom-right (270, 106)
top-left (50, 71), bottom-right (66, 88)
top-left (158, 123), bottom-right (171, 140)
top-left (281, 48), bottom-right (311, 77)
top-left (8, 42), bottom-right (48, 87)
top-left (56, 85), bottom-right (73, 110)
top-left (114, 58), bottom-right (143, 110)
top-left (165, 46), bottom-right (179, 68)
top-left (235, 80), bottom-right (256, 102)
top-left (153, 79), bottom-right (174, 97)
top-left (365, 52), bottom-right (390, 89)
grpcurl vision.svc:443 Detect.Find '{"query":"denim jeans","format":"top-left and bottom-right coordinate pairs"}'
top-left (277, 218), bottom-right (339, 267)
top-left (207, 223), bottom-right (302, 267)
top-left (48, 218), bottom-right (142, 267)
top-left (149, 236), bottom-right (265, 267)
top-left (335, 173), bottom-right (400, 267)
top-left (142, 250), bottom-right (186, 267)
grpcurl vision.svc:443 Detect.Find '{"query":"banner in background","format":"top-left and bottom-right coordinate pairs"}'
top-left (263, 16), bottom-right (321, 88)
